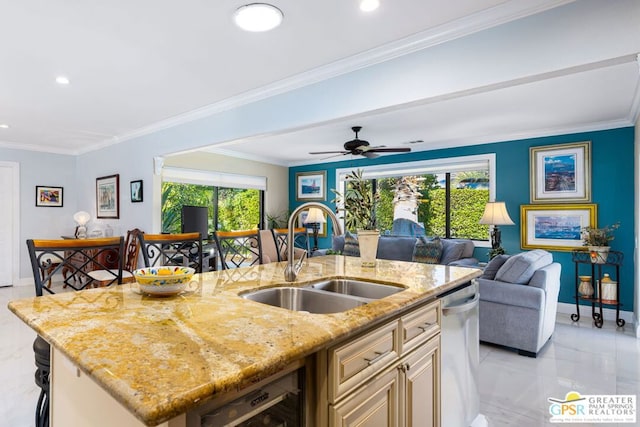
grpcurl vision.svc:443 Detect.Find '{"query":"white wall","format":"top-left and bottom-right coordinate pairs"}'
top-left (0, 147), bottom-right (78, 280)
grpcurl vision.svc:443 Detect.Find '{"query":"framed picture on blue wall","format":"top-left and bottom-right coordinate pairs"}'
top-left (530, 141), bottom-right (591, 203)
top-left (521, 204), bottom-right (596, 251)
top-left (296, 171), bottom-right (326, 201)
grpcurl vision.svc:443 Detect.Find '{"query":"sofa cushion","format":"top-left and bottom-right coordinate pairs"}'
top-left (481, 254), bottom-right (510, 280)
top-left (332, 235), bottom-right (345, 252)
top-left (448, 238), bottom-right (475, 259)
top-left (495, 250), bottom-right (553, 284)
top-left (342, 231), bottom-right (360, 257)
top-left (412, 236), bottom-right (443, 264)
top-left (440, 239), bottom-right (466, 265)
top-left (376, 235), bottom-right (418, 261)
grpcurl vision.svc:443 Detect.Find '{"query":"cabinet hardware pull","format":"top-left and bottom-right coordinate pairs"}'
top-left (364, 350), bottom-right (391, 365)
top-left (417, 322), bottom-right (433, 332)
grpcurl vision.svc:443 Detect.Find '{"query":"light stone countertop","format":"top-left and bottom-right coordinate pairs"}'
top-left (8, 255), bottom-right (481, 426)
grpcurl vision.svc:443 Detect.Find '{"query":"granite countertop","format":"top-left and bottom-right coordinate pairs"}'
top-left (8, 255), bottom-right (481, 426)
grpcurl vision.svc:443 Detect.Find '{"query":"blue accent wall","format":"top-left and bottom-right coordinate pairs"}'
top-left (290, 127), bottom-right (635, 312)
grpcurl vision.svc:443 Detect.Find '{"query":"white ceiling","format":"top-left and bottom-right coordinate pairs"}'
top-left (1, 0), bottom-right (639, 163)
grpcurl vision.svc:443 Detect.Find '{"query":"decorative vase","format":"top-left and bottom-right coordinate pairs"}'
top-left (600, 273), bottom-right (617, 303)
top-left (578, 275), bottom-right (594, 298)
top-left (357, 230), bottom-right (380, 267)
top-left (588, 246), bottom-right (609, 264)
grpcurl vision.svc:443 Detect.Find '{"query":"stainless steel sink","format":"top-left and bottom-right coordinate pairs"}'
top-left (242, 287), bottom-right (367, 314)
top-left (241, 279), bottom-right (405, 314)
top-left (308, 279), bottom-right (404, 299)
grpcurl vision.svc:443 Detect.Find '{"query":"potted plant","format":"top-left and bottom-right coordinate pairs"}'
top-left (332, 169), bottom-right (379, 267)
top-left (582, 222), bottom-right (619, 264)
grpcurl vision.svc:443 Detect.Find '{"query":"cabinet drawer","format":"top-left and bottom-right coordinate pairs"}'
top-left (400, 300), bottom-right (440, 355)
top-left (328, 320), bottom-right (399, 403)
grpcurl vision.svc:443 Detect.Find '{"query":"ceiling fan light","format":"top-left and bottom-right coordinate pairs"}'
top-left (360, 0), bottom-right (380, 12)
top-left (234, 3), bottom-right (283, 32)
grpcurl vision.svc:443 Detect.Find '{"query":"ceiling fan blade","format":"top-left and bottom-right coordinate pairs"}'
top-left (367, 147), bottom-right (412, 153)
top-left (362, 152), bottom-right (379, 159)
top-left (309, 150), bottom-right (349, 155)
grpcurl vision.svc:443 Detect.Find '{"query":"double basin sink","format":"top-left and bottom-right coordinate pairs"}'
top-left (241, 279), bottom-right (405, 314)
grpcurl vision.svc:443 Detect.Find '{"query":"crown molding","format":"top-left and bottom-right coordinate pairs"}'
top-left (286, 118), bottom-right (634, 168)
top-left (199, 146), bottom-right (290, 167)
top-left (0, 140), bottom-right (78, 155)
top-left (93, 0), bottom-right (576, 152)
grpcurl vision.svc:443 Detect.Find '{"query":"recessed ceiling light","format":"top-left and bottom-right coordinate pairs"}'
top-left (0, 124), bottom-right (9, 129)
top-left (56, 76), bottom-right (70, 85)
top-left (234, 3), bottom-right (283, 32)
top-left (360, 0), bottom-right (380, 12)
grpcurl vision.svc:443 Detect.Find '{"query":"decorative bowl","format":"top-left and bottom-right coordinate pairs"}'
top-left (133, 266), bottom-right (195, 296)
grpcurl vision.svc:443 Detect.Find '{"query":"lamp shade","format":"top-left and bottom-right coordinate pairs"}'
top-left (478, 202), bottom-right (514, 226)
top-left (73, 211), bottom-right (90, 226)
top-left (304, 208), bottom-right (326, 224)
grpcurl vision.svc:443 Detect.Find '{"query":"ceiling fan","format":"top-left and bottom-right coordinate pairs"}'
top-left (309, 126), bottom-right (412, 159)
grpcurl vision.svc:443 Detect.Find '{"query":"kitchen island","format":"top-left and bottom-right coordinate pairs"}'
top-left (8, 255), bottom-right (481, 426)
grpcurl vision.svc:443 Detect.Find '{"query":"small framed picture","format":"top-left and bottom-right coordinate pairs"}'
top-left (530, 141), bottom-right (591, 203)
top-left (130, 180), bottom-right (143, 203)
top-left (35, 186), bottom-right (63, 207)
top-left (296, 171), bottom-right (326, 201)
top-left (521, 204), bottom-right (597, 251)
top-left (96, 174), bottom-right (120, 219)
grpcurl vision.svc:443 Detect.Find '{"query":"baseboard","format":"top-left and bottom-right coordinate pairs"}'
top-left (14, 277), bottom-right (35, 287)
top-left (557, 302), bottom-right (634, 324)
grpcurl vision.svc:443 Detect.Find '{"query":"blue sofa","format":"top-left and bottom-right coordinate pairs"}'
top-left (328, 234), bottom-right (479, 266)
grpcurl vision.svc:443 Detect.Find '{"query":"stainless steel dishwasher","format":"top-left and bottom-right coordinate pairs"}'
top-left (440, 280), bottom-right (486, 427)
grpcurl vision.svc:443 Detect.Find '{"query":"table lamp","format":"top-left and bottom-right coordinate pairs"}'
top-left (478, 201), bottom-right (514, 252)
top-left (303, 208), bottom-right (326, 252)
top-left (73, 211), bottom-right (90, 239)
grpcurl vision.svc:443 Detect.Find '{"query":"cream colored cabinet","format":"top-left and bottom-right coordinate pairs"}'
top-left (320, 300), bottom-right (441, 427)
top-left (400, 335), bottom-right (440, 427)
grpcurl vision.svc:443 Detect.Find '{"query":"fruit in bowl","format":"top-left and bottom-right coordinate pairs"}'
top-left (133, 266), bottom-right (195, 296)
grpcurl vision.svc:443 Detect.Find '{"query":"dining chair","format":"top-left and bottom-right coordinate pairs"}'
top-left (271, 228), bottom-right (309, 262)
top-left (214, 229), bottom-right (262, 270)
top-left (88, 228), bottom-right (142, 286)
top-left (26, 236), bottom-right (125, 427)
top-left (27, 236), bottom-right (126, 295)
top-left (138, 232), bottom-right (205, 273)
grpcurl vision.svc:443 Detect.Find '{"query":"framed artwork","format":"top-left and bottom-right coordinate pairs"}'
top-left (521, 204), bottom-right (596, 251)
top-left (296, 171), bottom-right (326, 201)
top-left (35, 186), bottom-right (63, 207)
top-left (530, 141), bottom-right (591, 203)
top-left (96, 174), bottom-right (120, 219)
top-left (130, 180), bottom-right (143, 203)
top-left (298, 211), bottom-right (327, 237)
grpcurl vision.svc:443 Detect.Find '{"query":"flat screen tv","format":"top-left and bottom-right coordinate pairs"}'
top-left (181, 205), bottom-right (209, 239)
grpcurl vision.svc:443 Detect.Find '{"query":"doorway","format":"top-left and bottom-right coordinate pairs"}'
top-left (0, 162), bottom-right (19, 287)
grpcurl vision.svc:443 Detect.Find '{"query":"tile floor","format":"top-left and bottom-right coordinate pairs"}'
top-left (1, 285), bottom-right (638, 427)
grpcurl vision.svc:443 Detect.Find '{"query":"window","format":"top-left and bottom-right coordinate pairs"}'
top-left (161, 168), bottom-right (265, 235)
top-left (336, 154), bottom-right (494, 242)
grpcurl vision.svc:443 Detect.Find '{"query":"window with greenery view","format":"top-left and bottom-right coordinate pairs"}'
top-left (338, 157), bottom-right (492, 241)
top-left (162, 182), bottom-right (262, 234)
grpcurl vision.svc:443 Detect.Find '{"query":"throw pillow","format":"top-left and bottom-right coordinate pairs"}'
top-left (440, 240), bottom-right (466, 265)
top-left (342, 231), bottom-right (360, 257)
top-left (481, 254), bottom-right (510, 280)
top-left (495, 249), bottom-right (553, 284)
top-left (412, 236), bottom-right (443, 264)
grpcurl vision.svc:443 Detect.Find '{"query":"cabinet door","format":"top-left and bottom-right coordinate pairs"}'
top-left (329, 368), bottom-right (399, 427)
top-left (401, 335), bottom-right (440, 427)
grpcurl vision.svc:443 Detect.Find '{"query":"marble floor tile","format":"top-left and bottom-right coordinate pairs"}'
top-left (1, 286), bottom-right (638, 426)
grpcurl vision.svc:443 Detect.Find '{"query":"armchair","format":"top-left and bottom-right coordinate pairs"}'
top-left (477, 249), bottom-right (561, 357)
